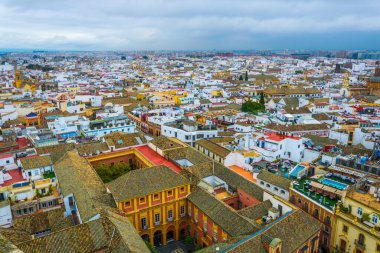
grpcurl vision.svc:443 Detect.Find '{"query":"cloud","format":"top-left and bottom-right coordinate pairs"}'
top-left (0, 0), bottom-right (379, 50)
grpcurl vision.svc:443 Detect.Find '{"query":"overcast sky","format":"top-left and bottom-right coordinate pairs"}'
top-left (0, 0), bottom-right (379, 51)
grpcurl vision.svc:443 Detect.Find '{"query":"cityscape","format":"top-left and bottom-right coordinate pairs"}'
top-left (0, 1), bottom-right (380, 253)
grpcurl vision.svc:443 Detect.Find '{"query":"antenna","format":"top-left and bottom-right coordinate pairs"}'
top-left (213, 161), bottom-right (215, 176)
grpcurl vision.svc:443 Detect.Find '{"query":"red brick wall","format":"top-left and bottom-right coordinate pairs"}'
top-left (237, 188), bottom-right (260, 208)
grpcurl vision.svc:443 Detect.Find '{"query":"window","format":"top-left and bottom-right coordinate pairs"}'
top-left (125, 201), bottom-right (131, 207)
top-left (266, 183), bottom-right (270, 188)
top-left (180, 205), bottom-right (185, 216)
top-left (260, 181), bottom-right (264, 185)
top-left (141, 217), bottom-right (147, 229)
top-left (377, 243), bottom-right (380, 252)
top-left (372, 214), bottom-right (378, 224)
top-left (167, 190), bottom-right (173, 197)
top-left (153, 194), bottom-right (159, 200)
top-left (280, 190), bottom-right (285, 194)
top-left (155, 213), bottom-right (160, 224)
top-left (139, 197), bottom-right (146, 204)
top-left (16, 210), bottom-right (22, 216)
top-left (358, 234), bottom-right (365, 246)
top-left (343, 225), bottom-right (348, 233)
top-left (168, 210), bottom-right (173, 221)
top-left (29, 207), bottom-right (33, 213)
top-left (41, 188), bottom-right (46, 194)
top-left (313, 209), bottom-right (319, 219)
top-left (180, 187), bottom-right (185, 193)
top-left (274, 187), bottom-right (278, 191)
top-left (357, 207), bottom-right (363, 216)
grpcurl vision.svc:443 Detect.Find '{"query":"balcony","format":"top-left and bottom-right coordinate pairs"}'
top-left (337, 210), bottom-right (380, 236)
top-left (155, 221), bottom-right (161, 226)
top-left (141, 225), bottom-right (147, 230)
top-left (167, 217), bottom-right (173, 222)
top-left (354, 239), bottom-right (366, 250)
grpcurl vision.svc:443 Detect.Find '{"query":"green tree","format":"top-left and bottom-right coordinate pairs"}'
top-left (245, 71), bottom-right (248, 81)
top-left (95, 162), bottom-right (131, 183)
top-left (239, 75), bottom-right (243, 80)
top-left (259, 92), bottom-right (265, 105)
top-left (242, 100), bottom-right (265, 114)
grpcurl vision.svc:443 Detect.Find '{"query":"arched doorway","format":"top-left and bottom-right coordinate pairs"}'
top-left (166, 225), bottom-right (175, 243)
top-left (154, 230), bottom-right (162, 247)
top-left (167, 230), bottom-right (174, 242)
top-left (179, 228), bottom-right (186, 241)
top-left (141, 234), bottom-right (150, 243)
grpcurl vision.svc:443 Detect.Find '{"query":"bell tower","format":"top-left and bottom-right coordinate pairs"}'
top-left (14, 65), bottom-right (23, 89)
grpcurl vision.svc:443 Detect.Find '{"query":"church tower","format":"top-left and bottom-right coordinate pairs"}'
top-left (13, 65), bottom-right (23, 89)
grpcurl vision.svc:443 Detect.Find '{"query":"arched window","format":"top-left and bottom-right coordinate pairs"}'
top-left (357, 207), bottom-right (363, 216)
top-left (324, 216), bottom-right (331, 226)
top-left (372, 214), bottom-right (378, 224)
top-left (303, 203), bottom-right (308, 212)
top-left (313, 209), bottom-right (319, 218)
top-left (358, 234), bottom-right (365, 245)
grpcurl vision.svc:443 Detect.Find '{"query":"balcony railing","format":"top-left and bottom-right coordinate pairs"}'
top-left (167, 217), bottom-right (173, 222)
top-left (155, 221), bottom-right (160, 226)
top-left (354, 239), bottom-right (366, 250)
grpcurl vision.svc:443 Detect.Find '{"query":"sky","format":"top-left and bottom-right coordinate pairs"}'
top-left (0, 0), bottom-right (380, 51)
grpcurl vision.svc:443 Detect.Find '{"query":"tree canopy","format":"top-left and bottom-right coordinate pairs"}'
top-left (242, 100), bottom-right (265, 114)
top-left (95, 162), bottom-right (131, 183)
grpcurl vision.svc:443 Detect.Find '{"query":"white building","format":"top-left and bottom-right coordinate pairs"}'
top-left (253, 133), bottom-right (305, 163)
top-left (82, 115), bottom-right (136, 138)
top-left (162, 121), bottom-right (218, 147)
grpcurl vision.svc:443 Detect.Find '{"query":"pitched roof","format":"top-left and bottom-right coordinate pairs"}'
top-left (54, 150), bottom-right (116, 222)
top-left (196, 139), bottom-right (231, 158)
top-left (76, 142), bottom-right (109, 156)
top-left (20, 155), bottom-right (52, 170)
top-left (281, 97), bottom-right (299, 108)
top-left (16, 214), bottom-right (149, 253)
top-left (304, 134), bottom-right (338, 146)
top-left (0, 208), bottom-right (73, 245)
top-left (187, 187), bottom-right (259, 237)
top-left (0, 234), bottom-right (22, 253)
top-left (35, 143), bottom-right (76, 162)
top-left (107, 165), bottom-right (189, 202)
top-left (224, 210), bottom-right (322, 253)
top-left (312, 113), bottom-right (331, 121)
top-left (104, 131), bottom-right (147, 149)
top-left (264, 123), bottom-right (330, 133)
top-left (257, 170), bottom-right (292, 190)
top-left (208, 137), bottom-right (234, 144)
top-left (150, 135), bottom-right (184, 151)
top-left (283, 106), bottom-right (311, 114)
top-left (237, 200), bottom-right (273, 221)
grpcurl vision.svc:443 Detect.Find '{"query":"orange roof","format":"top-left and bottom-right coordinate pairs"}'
top-left (228, 165), bottom-right (256, 183)
top-left (265, 132), bottom-right (301, 141)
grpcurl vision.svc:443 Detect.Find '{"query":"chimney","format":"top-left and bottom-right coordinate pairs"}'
top-left (269, 238), bottom-right (282, 253)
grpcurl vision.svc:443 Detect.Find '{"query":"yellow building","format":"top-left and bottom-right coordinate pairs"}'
top-left (211, 90), bottom-right (222, 97)
top-left (107, 165), bottom-right (190, 247)
top-left (332, 183), bottom-right (380, 253)
top-left (14, 70), bottom-right (23, 89)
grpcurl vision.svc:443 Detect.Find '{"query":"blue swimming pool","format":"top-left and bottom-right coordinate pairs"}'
top-left (321, 178), bottom-right (348, 190)
top-left (289, 164), bottom-right (305, 178)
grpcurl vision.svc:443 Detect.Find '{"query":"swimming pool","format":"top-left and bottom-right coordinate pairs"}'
top-left (289, 164), bottom-right (305, 178)
top-left (321, 178), bottom-right (348, 190)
